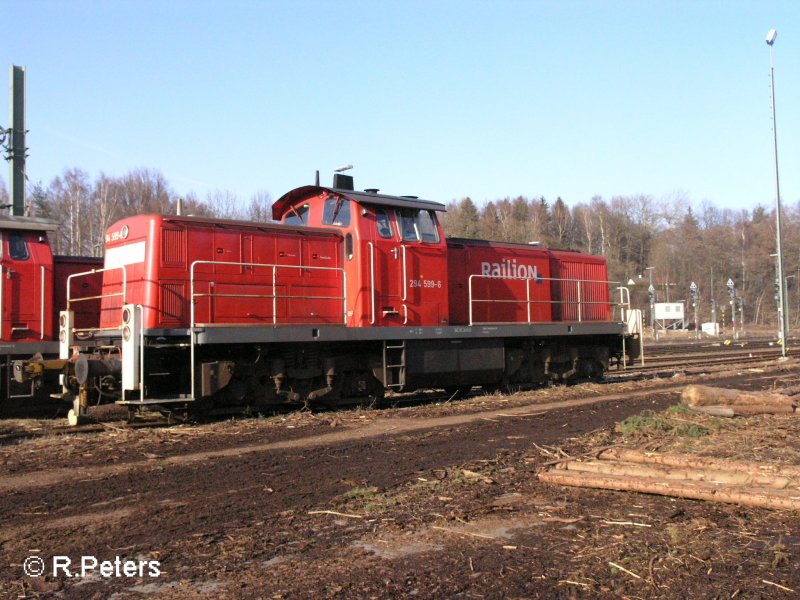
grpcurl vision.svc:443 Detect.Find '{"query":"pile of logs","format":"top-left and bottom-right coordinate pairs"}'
top-left (538, 448), bottom-right (800, 510)
top-left (681, 384), bottom-right (798, 417)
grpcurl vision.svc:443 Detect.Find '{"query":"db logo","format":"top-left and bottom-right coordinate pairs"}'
top-left (105, 225), bottom-right (129, 243)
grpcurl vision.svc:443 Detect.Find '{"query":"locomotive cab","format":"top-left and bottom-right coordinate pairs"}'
top-left (0, 215), bottom-right (103, 413)
top-left (272, 177), bottom-right (449, 328)
top-left (0, 216), bottom-right (56, 344)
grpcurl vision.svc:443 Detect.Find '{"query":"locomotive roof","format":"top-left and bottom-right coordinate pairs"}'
top-left (272, 185), bottom-right (446, 221)
top-left (108, 214), bottom-right (341, 238)
top-left (0, 214), bottom-right (58, 232)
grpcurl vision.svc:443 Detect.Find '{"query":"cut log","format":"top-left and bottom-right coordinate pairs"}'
top-left (690, 404), bottom-right (795, 416)
top-left (682, 384), bottom-right (794, 408)
top-left (598, 448), bottom-right (800, 480)
top-left (560, 459), bottom-right (798, 490)
top-left (690, 406), bottom-right (735, 417)
top-left (538, 470), bottom-right (800, 511)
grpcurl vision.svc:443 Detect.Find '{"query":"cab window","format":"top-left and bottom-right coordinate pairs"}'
top-left (322, 196), bottom-right (351, 227)
top-left (8, 234), bottom-right (29, 260)
top-left (397, 210), bottom-right (418, 242)
top-left (375, 209), bottom-right (394, 239)
top-left (417, 210), bottom-right (440, 243)
top-left (283, 203), bottom-right (310, 226)
top-left (396, 209), bottom-right (440, 243)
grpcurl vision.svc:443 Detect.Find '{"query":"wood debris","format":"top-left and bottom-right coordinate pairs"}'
top-left (681, 384), bottom-right (797, 416)
top-left (539, 446), bottom-right (800, 511)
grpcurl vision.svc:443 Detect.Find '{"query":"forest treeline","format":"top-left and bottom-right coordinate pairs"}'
top-left (1, 167), bottom-right (796, 328)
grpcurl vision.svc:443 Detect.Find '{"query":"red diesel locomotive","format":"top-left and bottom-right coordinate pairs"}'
top-left (0, 215), bottom-right (102, 413)
top-left (54, 174), bottom-right (638, 419)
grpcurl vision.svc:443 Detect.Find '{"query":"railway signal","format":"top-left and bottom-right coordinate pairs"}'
top-left (690, 282), bottom-right (699, 339)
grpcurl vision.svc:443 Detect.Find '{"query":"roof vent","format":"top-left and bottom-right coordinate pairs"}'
top-left (400, 195), bottom-right (419, 199)
top-left (364, 188), bottom-right (379, 194)
top-left (333, 173), bottom-right (354, 191)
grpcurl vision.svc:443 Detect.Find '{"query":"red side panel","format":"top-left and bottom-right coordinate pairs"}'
top-left (100, 216), bottom-right (344, 330)
top-left (53, 256), bottom-right (104, 332)
top-left (447, 241), bottom-right (552, 325)
top-left (549, 251), bottom-right (611, 322)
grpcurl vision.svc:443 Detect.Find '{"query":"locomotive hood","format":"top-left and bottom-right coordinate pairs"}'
top-left (272, 185), bottom-right (446, 221)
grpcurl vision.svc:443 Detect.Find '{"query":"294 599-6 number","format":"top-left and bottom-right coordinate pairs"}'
top-left (409, 279), bottom-right (442, 289)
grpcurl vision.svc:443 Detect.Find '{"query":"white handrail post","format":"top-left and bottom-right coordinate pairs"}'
top-left (138, 304), bottom-right (144, 403)
top-left (577, 278), bottom-right (582, 322)
top-left (526, 278), bottom-right (531, 323)
top-left (190, 261), bottom-right (197, 401)
top-left (272, 265), bottom-right (278, 326)
top-left (468, 274), bottom-right (474, 326)
top-left (368, 242), bottom-right (375, 325)
top-left (40, 265), bottom-right (46, 339)
top-left (342, 270), bottom-right (347, 324)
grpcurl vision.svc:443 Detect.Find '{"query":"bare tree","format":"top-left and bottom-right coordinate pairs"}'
top-left (116, 168), bottom-right (174, 215)
top-left (47, 168), bottom-right (92, 255)
top-left (91, 174), bottom-right (121, 256)
top-left (0, 175), bottom-right (8, 212)
top-left (206, 189), bottom-right (244, 220)
top-left (247, 190), bottom-right (273, 223)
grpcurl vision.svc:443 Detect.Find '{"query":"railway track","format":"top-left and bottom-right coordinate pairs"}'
top-left (618, 337), bottom-right (788, 376)
top-left (646, 336), bottom-right (788, 354)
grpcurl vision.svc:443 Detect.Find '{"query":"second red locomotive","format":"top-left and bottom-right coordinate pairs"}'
top-left (57, 174), bottom-right (638, 419)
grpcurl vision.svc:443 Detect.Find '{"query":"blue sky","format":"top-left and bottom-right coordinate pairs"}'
top-left (2, 1), bottom-right (798, 212)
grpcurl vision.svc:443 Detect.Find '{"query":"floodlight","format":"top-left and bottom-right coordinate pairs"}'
top-left (766, 29), bottom-right (777, 45)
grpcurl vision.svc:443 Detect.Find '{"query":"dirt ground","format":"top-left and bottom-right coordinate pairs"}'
top-left (2, 358), bottom-right (800, 599)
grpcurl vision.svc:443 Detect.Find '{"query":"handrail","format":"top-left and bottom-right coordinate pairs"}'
top-left (615, 286), bottom-right (632, 322)
top-left (401, 245), bottom-right (408, 302)
top-left (66, 265), bottom-right (128, 309)
top-left (189, 259), bottom-right (346, 401)
top-left (138, 304), bottom-right (145, 404)
top-left (40, 266), bottom-right (46, 339)
top-left (367, 243), bottom-right (375, 325)
top-left (467, 273), bottom-right (622, 326)
top-left (189, 260), bottom-right (347, 328)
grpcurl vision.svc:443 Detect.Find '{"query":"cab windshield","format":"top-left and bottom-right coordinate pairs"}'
top-left (283, 203), bottom-right (310, 226)
top-left (396, 209), bottom-right (439, 243)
